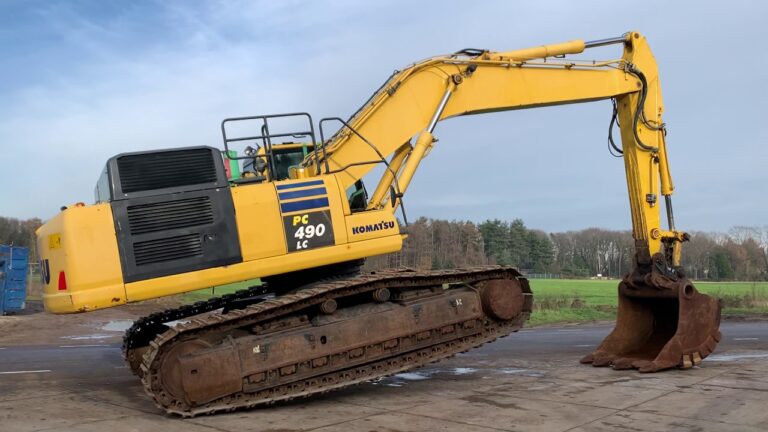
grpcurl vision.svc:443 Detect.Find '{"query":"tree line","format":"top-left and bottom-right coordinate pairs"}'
top-left (0, 216), bottom-right (43, 262)
top-left (3, 214), bottom-right (766, 281)
top-left (365, 217), bottom-right (768, 281)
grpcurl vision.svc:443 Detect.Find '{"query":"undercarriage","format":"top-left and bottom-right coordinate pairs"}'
top-left (123, 266), bottom-right (532, 416)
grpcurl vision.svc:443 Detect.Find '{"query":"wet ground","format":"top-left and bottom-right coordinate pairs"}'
top-left (0, 300), bottom-right (176, 346)
top-left (0, 317), bottom-right (766, 431)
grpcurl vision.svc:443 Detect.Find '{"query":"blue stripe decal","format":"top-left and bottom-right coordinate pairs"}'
top-left (278, 187), bottom-right (327, 200)
top-left (280, 197), bottom-right (330, 213)
top-left (276, 179), bottom-right (325, 191)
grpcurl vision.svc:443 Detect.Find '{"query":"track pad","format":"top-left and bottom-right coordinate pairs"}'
top-left (179, 343), bottom-right (243, 405)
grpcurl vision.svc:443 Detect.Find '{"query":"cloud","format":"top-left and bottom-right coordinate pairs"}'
top-left (0, 0), bottom-right (766, 232)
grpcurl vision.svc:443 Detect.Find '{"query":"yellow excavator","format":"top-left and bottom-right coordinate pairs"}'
top-left (36, 31), bottom-right (721, 416)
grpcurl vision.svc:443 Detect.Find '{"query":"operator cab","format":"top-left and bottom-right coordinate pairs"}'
top-left (221, 112), bottom-right (368, 212)
top-left (221, 113), bottom-right (320, 184)
top-left (229, 142), bottom-right (315, 182)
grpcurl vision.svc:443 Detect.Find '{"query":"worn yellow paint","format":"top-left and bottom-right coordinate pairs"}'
top-left (37, 204), bottom-right (126, 313)
top-left (229, 182), bottom-right (286, 262)
top-left (47, 234), bottom-right (61, 250)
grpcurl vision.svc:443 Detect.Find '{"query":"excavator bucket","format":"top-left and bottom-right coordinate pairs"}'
top-left (581, 267), bottom-right (722, 373)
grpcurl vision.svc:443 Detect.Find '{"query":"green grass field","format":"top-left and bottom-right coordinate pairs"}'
top-left (26, 269), bottom-right (766, 328)
top-left (180, 277), bottom-right (768, 327)
top-left (181, 279), bottom-right (260, 303)
top-left (528, 278), bottom-right (768, 326)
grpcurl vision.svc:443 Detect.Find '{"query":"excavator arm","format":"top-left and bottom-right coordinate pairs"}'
top-left (297, 31), bottom-right (721, 372)
top-left (304, 32), bottom-right (668, 265)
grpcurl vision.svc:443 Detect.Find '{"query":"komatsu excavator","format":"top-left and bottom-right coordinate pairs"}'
top-left (36, 31), bottom-right (722, 416)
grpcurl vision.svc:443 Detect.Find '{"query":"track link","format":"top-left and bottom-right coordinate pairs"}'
top-left (127, 266), bottom-right (532, 416)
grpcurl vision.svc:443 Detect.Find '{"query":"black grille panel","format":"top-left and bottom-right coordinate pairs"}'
top-left (117, 148), bottom-right (218, 193)
top-left (111, 173), bottom-right (242, 283)
top-left (133, 234), bottom-right (203, 266)
top-left (127, 197), bottom-right (214, 235)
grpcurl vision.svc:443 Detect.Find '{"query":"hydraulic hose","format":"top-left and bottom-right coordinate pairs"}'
top-left (626, 64), bottom-right (659, 152)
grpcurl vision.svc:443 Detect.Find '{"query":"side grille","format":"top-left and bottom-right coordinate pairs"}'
top-left (127, 197), bottom-right (214, 235)
top-left (111, 185), bottom-right (242, 282)
top-left (117, 148), bottom-right (218, 193)
top-left (133, 234), bottom-right (202, 266)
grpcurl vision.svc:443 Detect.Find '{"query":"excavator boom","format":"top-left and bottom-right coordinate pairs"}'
top-left (36, 31), bottom-right (721, 415)
top-left (302, 31), bottom-right (722, 372)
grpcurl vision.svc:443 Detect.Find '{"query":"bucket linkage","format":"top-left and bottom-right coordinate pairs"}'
top-left (581, 253), bottom-right (722, 373)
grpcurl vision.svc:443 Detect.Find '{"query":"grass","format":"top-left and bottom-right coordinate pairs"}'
top-left (528, 278), bottom-right (768, 326)
top-left (181, 279), bottom-right (261, 303)
top-left (25, 274), bottom-right (767, 327)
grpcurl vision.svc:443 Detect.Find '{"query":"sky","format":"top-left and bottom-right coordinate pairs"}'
top-left (0, 0), bottom-right (766, 232)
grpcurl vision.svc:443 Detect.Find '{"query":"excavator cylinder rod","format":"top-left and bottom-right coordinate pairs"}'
top-left (585, 34), bottom-right (630, 48)
top-left (133, 267), bottom-right (532, 416)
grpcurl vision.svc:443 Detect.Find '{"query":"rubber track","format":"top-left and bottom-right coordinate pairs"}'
top-left (137, 266), bottom-right (530, 416)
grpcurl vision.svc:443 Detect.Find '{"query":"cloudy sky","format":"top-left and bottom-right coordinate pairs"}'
top-left (0, 0), bottom-right (765, 232)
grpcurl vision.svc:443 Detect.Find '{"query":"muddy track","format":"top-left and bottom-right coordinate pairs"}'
top-left (129, 266), bottom-right (532, 416)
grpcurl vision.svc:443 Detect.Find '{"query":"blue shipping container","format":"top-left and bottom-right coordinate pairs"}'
top-left (0, 245), bottom-right (29, 314)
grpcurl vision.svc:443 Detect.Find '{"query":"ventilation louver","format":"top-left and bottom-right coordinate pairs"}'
top-left (127, 197), bottom-right (214, 236)
top-left (117, 148), bottom-right (218, 193)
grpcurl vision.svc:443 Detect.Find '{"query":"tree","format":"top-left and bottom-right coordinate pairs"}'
top-left (478, 220), bottom-right (511, 265)
top-left (366, 217), bottom-right (765, 281)
top-left (0, 216), bottom-right (43, 262)
top-left (365, 218), bottom-right (488, 271)
top-left (508, 219), bottom-right (530, 268)
top-left (527, 230), bottom-right (554, 272)
top-left (709, 249), bottom-right (734, 280)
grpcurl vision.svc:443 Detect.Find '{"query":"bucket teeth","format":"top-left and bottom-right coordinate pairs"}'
top-left (581, 264), bottom-right (722, 373)
top-left (692, 352), bottom-right (703, 366)
top-left (609, 357), bottom-right (636, 370)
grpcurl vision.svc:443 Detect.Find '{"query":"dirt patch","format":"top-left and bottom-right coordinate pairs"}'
top-left (0, 298), bottom-right (183, 346)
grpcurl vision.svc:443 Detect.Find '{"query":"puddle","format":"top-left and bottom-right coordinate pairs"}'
top-left (61, 334), bottom-right (113, 340)
top-left (372, 365), bottom-right (547, 388)
top-left (395, 372), bottom-right (431, 381)
top-left (166, 320), bottom-right (188, 327)
top-left (499, 367), bottom-right (545, 377)
top-left (372, 371), bottom-right (433, 387)
top-left (707, 352), bottom-right (768, 362)
top-left (101, 320), bottom-right (133, 332)
top-left (100, 319), bottom-right (188, 333)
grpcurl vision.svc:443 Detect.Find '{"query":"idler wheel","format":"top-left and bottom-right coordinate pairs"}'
top-left (478, 278), bottom-right (524, 321)
top-left (158, 339), bottom-right (212, 401)
top-left (372, 288), bottom-right (391, 303)
top-left (319, 299), bottom-right (338, 314)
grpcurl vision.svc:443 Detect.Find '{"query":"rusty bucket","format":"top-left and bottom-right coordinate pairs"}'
top-left (581, 265), bottom-right (722, 373)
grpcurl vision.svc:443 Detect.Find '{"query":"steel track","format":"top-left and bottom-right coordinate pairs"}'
top-left (124, 266), bottom-right (531, 416)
